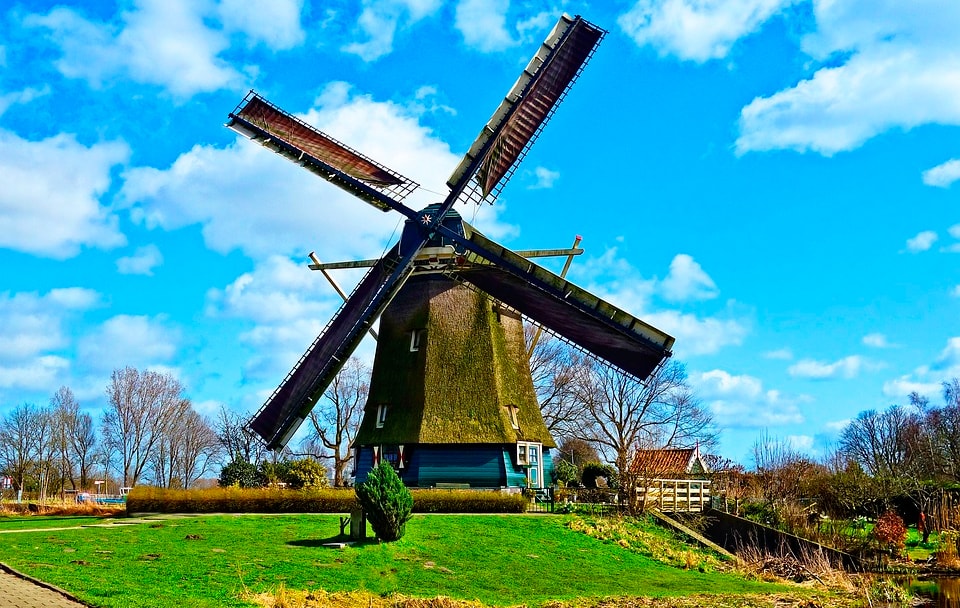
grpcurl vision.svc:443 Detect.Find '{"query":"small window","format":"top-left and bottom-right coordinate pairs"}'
top-left (376, 404), bottom-right (388, 428)
top-left (506, 405), bottom-right (519, 429)
top-left (410, 329), bottom-right (425, 352)
top-left (516, 441), bottom-right (541, 467)
top-left (517, 443), bottom-right (528, 466)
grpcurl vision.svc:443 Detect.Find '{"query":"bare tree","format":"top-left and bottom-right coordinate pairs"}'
top-left (839, 405), bottom-right (914, 478)
top-left (572, 359), bottom-right (715, 484)
top-left (102, 367), bottom-right (189, 487)
top-left (0, 403), bottom-right (41, 494)
top-left (526, 327), bottom-right (590, 444)
top-left (51, 386), bottom-right (97, 491)
top-left (216, 405), bottom-right (264, 465)
top-left (305, 357), bottom-right (367, 486)
top-left (173, 409), bottom-right (221, 488)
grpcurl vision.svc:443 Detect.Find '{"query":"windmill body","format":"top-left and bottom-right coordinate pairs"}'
top-left (353, 208), bottom-right (556, 488)
top-left (227, 14), bottom-right (676, 489)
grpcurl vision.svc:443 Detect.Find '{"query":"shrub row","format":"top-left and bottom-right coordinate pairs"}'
top-left (409, 489), bottom-right (527, 513)
top-left (126, 486), bottom-right (359, 514)
top-left (127, 487), bottom-right (528, 514)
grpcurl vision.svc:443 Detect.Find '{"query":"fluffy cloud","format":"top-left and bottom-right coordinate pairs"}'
top-left (922, 159), bottom-right (960, 188)
top-left (618, 0), bottom-right (795, 62)
top-left (0, 130), bottom-right (127, 259)
top-left (76, 314), bottom-right (180, 373)
top-left (952, 285), bottom-right (960, 298)
top-left (528, 167), bottom-right (560, 189)
top-left (455, 0), bottom-right (516, 52)
top-left (342, 0), bottom-right (442, 61)
top-left (691, 369), bottom-right (805, 427)
top-left (905, 230), bottom-right (938, 253)
top-left (116, 244), bottom-right (163, 276)
top-left (763, 348), bottom-right (793, 360)
top-left (0, 86), bottom-right (50, 118)
top-left (120, 83), bottom-right (507, 259)
top-left (217, 0), bottom-right (305, 48)
top-left (0, 288), bottom-right (98, 394)
top-left (574, 249), bottom-right (747, 357)
top-left (788, 355), bottom-right (877, 379)
top-left (207, 255), bottom-right (344, 381)
top-left (863, 333), bottom-right (894, 348)
top-left (644, 311), bottom-right (748, 357)
top-left (25, 0), bottom-right (245, 98)
top-left (659, 254), bottom-right (719, 302)
top-left (737, 2), bottom-right (960, 155)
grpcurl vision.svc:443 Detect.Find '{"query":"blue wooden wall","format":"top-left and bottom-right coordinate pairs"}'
top-left (354, 444), bottom-right (554, 488)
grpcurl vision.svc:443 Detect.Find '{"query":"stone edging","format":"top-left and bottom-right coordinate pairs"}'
top-left (0, 561), bottom-right (91, 606)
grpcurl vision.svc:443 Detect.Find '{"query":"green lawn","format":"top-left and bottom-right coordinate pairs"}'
top-left (0, 513), bottom-right (790, 607)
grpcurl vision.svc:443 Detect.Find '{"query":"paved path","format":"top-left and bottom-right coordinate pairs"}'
top-left (0, 564), bottom-right (87, 608)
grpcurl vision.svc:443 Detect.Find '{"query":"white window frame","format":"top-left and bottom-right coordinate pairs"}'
top-left (516, 441), bottom-right (544, 488)
top-left (376, 404), bottom-right (388, 428)
top-left (410, 329), bottom-right (425, 352)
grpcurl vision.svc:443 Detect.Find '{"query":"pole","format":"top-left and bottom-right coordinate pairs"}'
top-left (528, 235), bottom-right (582, 357)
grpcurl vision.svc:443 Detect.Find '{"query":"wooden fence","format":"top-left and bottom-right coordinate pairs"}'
top-left (637, 479), bottom-right (711, 513)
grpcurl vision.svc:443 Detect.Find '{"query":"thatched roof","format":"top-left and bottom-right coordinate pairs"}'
top-left (355, 275), bottom-right (555, 448)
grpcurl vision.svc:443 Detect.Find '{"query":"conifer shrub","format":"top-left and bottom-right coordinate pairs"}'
top-left (355, 462), bottom-right (413, 541)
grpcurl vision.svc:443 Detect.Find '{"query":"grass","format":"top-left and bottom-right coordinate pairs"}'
top-left (0, 513), bottom-right (796, 607)
top-left (0, 514), bottom-right (116, 531)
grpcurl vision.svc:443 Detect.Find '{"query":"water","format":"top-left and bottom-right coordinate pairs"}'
top-left (899, 576), bottom-right (960, 607)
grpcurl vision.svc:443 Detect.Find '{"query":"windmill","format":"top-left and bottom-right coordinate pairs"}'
top-left (227, 14), bottom-right (675, 488)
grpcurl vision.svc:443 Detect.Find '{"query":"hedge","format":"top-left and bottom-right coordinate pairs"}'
top-left (126, 487), bottom-right (529, 514)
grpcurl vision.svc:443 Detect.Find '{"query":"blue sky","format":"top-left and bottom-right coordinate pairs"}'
top-left (1, 0), bottom-right (958, 464)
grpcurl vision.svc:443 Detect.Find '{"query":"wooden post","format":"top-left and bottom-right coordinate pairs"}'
top-left (349, 507), bottom-right (366, 540)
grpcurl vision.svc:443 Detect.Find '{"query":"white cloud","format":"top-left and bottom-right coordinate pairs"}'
top-left (618, 0), bottom-right (795, 62)
top-left (922, 159), bottom-right (960, 188)
top-left (529, 167), bottom-right (560, 189)
top-left (455, 0), bottom-right (517, 52)
top-left (0, 86), bottom-right (50, 118)
top-left (691, 369), bottom-right (805, 427)
top-left (0, 129), bottom-right (128, 258)
top-left (736, 3), bottom-right (960, 155)
top-left (644, 310), bottom-right (748, 356)
top-left (885, 337), bottom-right (960, 396)
top-left (787, 435), bottom-right (814, 452)
top-left (116, 244), bottom-right (163, 276)
top-left (952, 285), bottom-right (960, 298)
top-left (342, 0), bottom-right (442, 61)
top-left (0, 289), bottom-right (98, 393)
top-left (25, 0), bottom-right (244, 98)
top-left (789, 355), bottom-right (872, 379)
top-left (763, 348), bottom-right (793, 360)
top-left (905, 230), bottom-right (938, 253)
top-left (574, 249), bottom-right (747, 357)
top-left (207, 256), bottom-right (342, 381)
top-left (77, 314), bottom-right (180, 372)
top-left (120, 82), bottom-right (497, 259)
top-left (863, 332), bottom-right (894, 348)
top-left (823, 419), bottom-right (850, 432)
top-left (217, 0), bottom-right (305, 49)
top-left (950, 224), bottom-right (960, 239)
top-left (659, 254), bottom-right (718, 302)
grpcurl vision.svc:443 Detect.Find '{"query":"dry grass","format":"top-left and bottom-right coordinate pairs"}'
top-left (249, 588), bottom-right (855, 608)
top-left (0, 500), bottom-right (125, 517)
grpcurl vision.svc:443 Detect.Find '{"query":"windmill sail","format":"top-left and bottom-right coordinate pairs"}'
top-left (447, 15), bottom-right (604, 199)
top-left (227, 93), bottom-right (419, 212)
top-left (452, 225), bottom-right (674, 380)
top-left (249, 245), bottom-right (413, 449)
